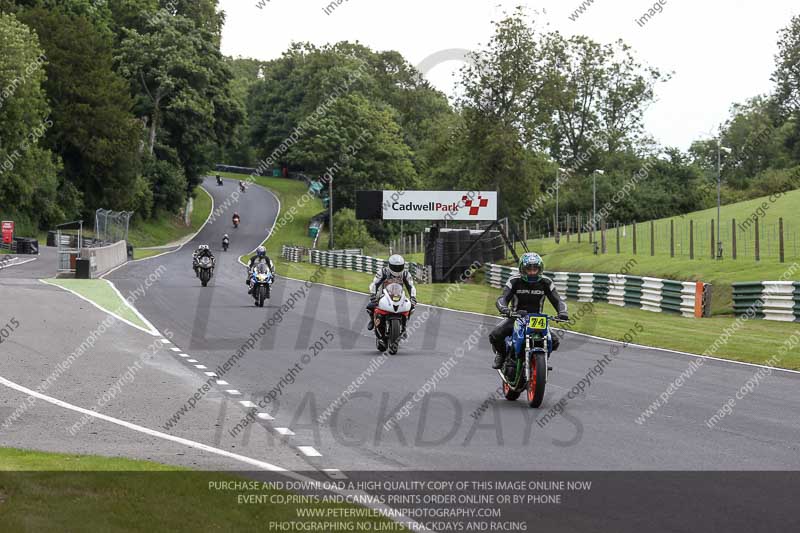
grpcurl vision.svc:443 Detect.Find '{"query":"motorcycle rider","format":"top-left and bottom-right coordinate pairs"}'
top-left (489, 252), bottom-right (568, 369)
top-left (216, 173), bottom-right (223, 186)
top-left (192, 244), bottom-right (215, 277)
top-left (222, 233), bottom-right (230, 251)
top-left (366, 254), bottom-right (417, 330)
top-left (246, 246), bottom-right (274, 294)
top-left (239, 180), bottom-right (246, 192)
top-left (232, 211), bottom-right (240, 227)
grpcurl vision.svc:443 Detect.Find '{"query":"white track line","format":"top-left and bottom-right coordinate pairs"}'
top-left (239, 401), bottom-right (257, 408)
top-left (0, 372), bottom-right (433, 531)
top-left (298, 446), bottom-right (322, 457)
top-left (216, 380), bottom-right (229, 386)
top-left (0, 374), bottom-right (285, 471)
top-left (279, 274), bottom-right (800, 376)
top-left (275, 427), bottom-right (294, 436)
top-left (105, 280), bottom-right (160, 336)
top-left (39, 279), bottom-right (154, 336)
top-left (257, 413), bottom-right (274, 421)
top-left (0, 257), bottom-right (37, 271)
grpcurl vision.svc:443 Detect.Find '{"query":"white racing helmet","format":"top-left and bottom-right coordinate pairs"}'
top-left (388, 254), bottom-right (405, 277)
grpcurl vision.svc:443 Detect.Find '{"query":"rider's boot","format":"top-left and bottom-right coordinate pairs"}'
top-left (491, 347), bottom-right (506, 369)
top-left (366, 310), bottom-right (375, 330)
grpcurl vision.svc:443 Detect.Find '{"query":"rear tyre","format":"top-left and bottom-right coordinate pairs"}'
top-left (527, 351), bottom-right (548, 408)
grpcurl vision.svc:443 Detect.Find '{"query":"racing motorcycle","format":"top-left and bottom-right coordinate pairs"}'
top-left (197, 256), bottom-right (214, 287)
top-left (250, 262), bottom-right (274, 307)
top-left (232, 215), bottom-right (240, 229)
top-left (222, 235), bottom-right (230, 252)
top-left (239, 181), bottom-right (246, 193)
top-left (216, 175), bottom-right (223, 186)
top-left (373, 281), bottom-right (412, 355)
top-left (499, 312), bottom-right (565, 408)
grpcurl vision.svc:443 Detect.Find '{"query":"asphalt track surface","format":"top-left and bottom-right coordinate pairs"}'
top-left (102, 177), bottom-right (800, 475)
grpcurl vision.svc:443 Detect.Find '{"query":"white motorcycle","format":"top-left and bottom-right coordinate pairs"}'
top-left (373, 281), bottom-right (413, 355)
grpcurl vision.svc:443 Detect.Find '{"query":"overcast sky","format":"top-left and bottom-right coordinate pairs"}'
top-left (219, 0), bottom-right (798, 150)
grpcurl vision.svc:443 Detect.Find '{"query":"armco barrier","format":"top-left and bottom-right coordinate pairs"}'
top-left (732, 281), bottom-right (800, 322)
top-left (484, 263), bottom-right (708, 318)
top-left (80, 240), bottom-right (128, 278)
top-left (308, 249), bottom-right (430, 284)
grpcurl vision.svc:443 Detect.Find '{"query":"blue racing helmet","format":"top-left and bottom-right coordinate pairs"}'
top-left (256, 246), bottom-right (266, 258)
top-left (519, 252), bottom-right (544, 282)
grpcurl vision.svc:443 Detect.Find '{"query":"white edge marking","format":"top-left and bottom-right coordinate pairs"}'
top-left (216, 380), bottom-right (229, 386)
top-left (195, 365), bottom-right (207, 370)
top-left (226, 390), bottom-right (241, 396)
top-left (100, 184), bottom-right (215, 275)
top-left (204, 372), bottom-right (217, 377)
top-left (298, 446), bottom-right (322, 457)
top-left (278, 275), bottom-right (800, 376)
top-left (257, 413), bottom-right (274, 420)
top-left (105, 279), bottom-right (160, 336)
top-left (0, 257), bottom-right (37, 270)
top-left (0, 373), bottom-right (285, 471)
top-left (239, 401), bottom-right (257, 408)
top-left (39, 279), bottom-right (154, 337)
top-left (0, 374), bottom-right (431, 532)
top-left (275, 428), bottom-right (295, 436)
top-left (160, 339), bottom-right (172, 344)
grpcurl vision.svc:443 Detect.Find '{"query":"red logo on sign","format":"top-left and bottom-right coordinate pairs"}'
top-left (1, 221), bottom-right (13, 245)
top-left (462, 195), bottom-right (489, 216)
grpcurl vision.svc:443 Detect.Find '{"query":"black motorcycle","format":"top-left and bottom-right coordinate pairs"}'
top-left (197, 256), bottom-right (214, 287)
top-left (216, 175), bottom-right (223, 186)
top-left (222, 236), bottom-right (230, 252)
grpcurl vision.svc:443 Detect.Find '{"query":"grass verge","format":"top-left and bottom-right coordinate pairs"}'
top-left (127, 186), bottom-right (213, 250)
top-left (43, 279), bottom-right (151, 333)
top-left (0, 448), bottom-right (406, 532)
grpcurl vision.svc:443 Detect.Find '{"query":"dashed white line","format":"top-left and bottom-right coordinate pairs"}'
top-left (179, 354), bottom-right (190, 358)
top-left (204, 372), bottom-right (217, 377)
top-left (216, 380), bottom-right (229, 386)
top-left (195, 365), bottom-right (207, 370)
top-left (160, 339), bottom-right (171, 344)
top-left (239, 401), bottom-right (257, 408)
top-left (226, 390), bottom-right (242, 396)
top-left (275, 428), bottom-right (295, 436)
top-left (298, 446), bottom-right (322, 457)
top-left (187, 359), bottom-right (198, 363)
top-left (170, 347), bottom-right (181, 352)
top-left (257, 413), bottom-right (274, 421)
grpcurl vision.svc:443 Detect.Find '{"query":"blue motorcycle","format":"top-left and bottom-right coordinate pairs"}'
top-left (499, 312), bottom-right (565, 408)
top-left (250, 262), bottom-right (274, 307)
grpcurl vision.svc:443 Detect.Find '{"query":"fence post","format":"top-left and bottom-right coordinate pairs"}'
top-left (690, 220), bottom-right (694, 260)
top-left (710, 219), bottom-right (715, 260)
top-left (566, 215), bottom-right (571, 242)
top-left (670, 220), bottom-right (674, 257)
top-left (755, 217), bottom-right (760, 261)
top-left (732, 219), bottom-right (737, 260)
top-left (632, 222), bottom-right (637, 255)
top-left (650, 220), bottom-right (655, 256)
top-left (601, 220), bottom-right (607, 254)
top-left (577, 213), bottom-right (582, 243)
top-left (780, 217), bottom-right (785, 263)
top-left (616, 222), bottom-right (620, 254)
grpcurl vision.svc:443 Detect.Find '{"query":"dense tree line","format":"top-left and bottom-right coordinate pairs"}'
top-left (0, 0), bottom-right (238, 234)
top-left (2, 3), bottom-right (798, 242)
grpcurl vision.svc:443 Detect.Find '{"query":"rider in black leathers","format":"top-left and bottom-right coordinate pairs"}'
top-left (489, 252), bottom-right (568, 369)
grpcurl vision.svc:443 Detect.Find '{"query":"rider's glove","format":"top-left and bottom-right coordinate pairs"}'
top-left (499, 306), bottom-right (510, 317)
top-left (557, 313), bottom-right (569, 321)
top-left (410, 296), bottom-right (417, 307)
top-left (370, 293), bottom-right (379, 303)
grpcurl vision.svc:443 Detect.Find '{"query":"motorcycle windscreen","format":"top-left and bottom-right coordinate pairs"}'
top-left (385, 282), bottom-right (404, 302)
top-left (256, 263), bottom-right (270, 274)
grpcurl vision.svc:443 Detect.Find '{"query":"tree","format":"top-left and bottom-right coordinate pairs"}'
top-left (773, 14), bottom-right (800, 162)
top-left (18, 6), bottom-right (142, 213)
top-left (332, 208), bottom-right (378, 250)
top-left (0, 12), bottom-right (73, 232)
top-left (116, 11), bottom-right (242, 196)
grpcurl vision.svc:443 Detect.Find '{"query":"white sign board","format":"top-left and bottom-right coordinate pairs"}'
top-left (382, 191), bottom-right (498, 221)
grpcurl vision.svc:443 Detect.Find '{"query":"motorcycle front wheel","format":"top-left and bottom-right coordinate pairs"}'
top-left (527, 351), bottom-right (548, 408)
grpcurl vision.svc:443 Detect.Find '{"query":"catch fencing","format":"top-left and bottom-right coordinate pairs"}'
top-left (484, 264), bottom-right (709, 318)
top-left (732, 281), bottom-right (800, 322)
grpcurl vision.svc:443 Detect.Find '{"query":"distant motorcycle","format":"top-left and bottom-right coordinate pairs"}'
top-left (239, 181), bottom-right (246, 193)
top-left (250, 262), bottom-right (273, 307)
top-left (232, 215), bottom-right (240, 229)
top-left (222, 236), bottom-right (230, 252)
top-left (216, 175), bottom-right (223, 186)
top-left (373, 281), bottom-right (412, 355)
top-left (197, 256), bottom-right (214, 287)
top-left (499, 312), bottom-right (565, 408)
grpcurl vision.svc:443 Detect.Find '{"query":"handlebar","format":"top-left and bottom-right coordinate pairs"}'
top-left (504, 312), bottom-right (567, 323)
